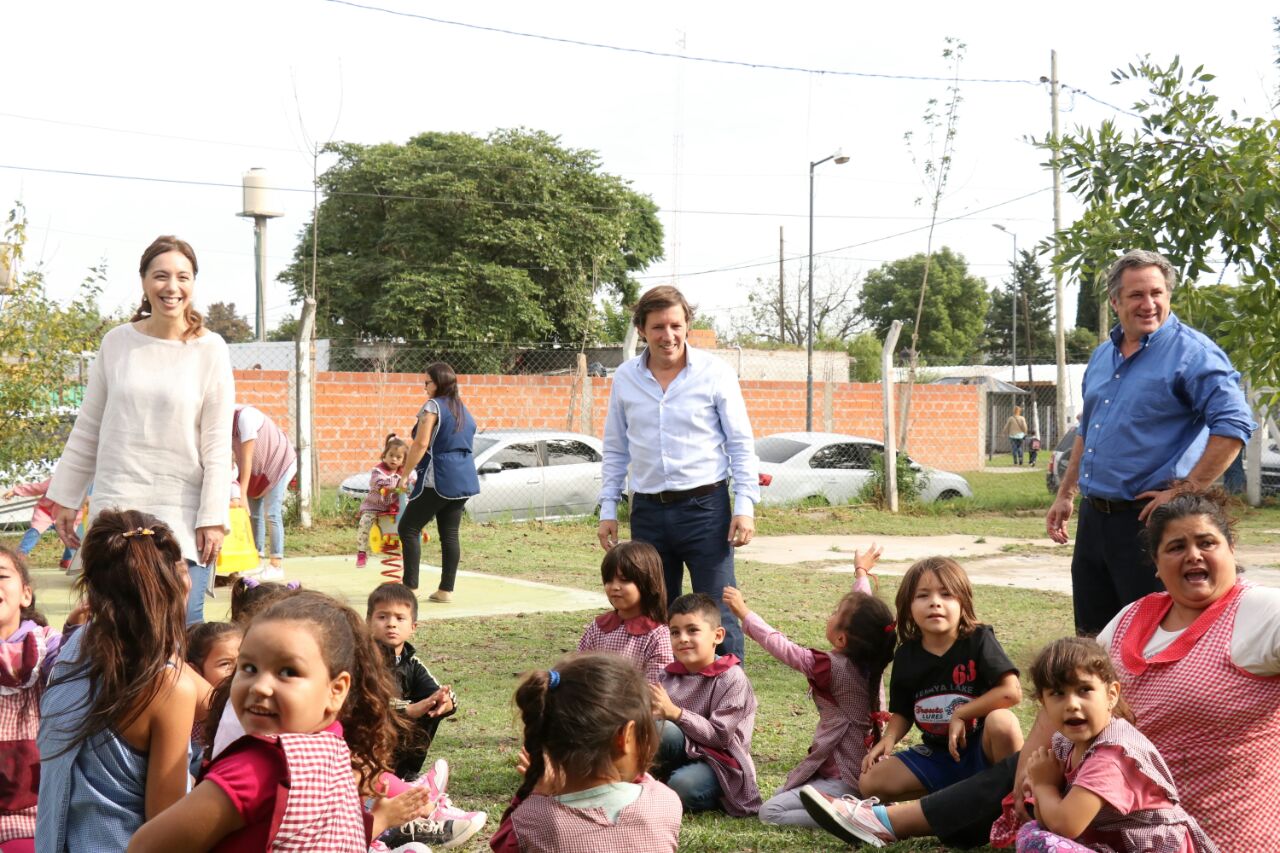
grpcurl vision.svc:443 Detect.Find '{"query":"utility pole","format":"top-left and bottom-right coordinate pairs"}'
top-left (778, 226), bottom-right (786, 342)
top-left (1051, 50), bottom-right (1069, 442)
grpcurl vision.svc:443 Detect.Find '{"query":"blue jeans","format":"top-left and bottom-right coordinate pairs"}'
top-left (186, 559), bottom-right (211, 625)
top-left (249, 477), bottom-right (288, 559)
top-left (629, 482), bottom-right (744, 660)
top-left (1010, 437), bottom-right (1024, 465)
top-left (655, 720), bottom-right (722, 812)
top-left (18, 526), bottom-right (74, 562)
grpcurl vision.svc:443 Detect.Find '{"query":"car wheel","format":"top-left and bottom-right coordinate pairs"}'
top-left (936, 490), bottom-right (962, 501)
top-left (799, 494), bottom-right (830, 508)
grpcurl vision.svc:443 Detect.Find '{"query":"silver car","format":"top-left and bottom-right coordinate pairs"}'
top-left (755, 431), bottom-right (972, 506)
top-left (338, 429), bottom-right (607, 522)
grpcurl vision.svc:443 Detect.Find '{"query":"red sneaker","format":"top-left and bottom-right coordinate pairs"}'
top-left (356, 551), bottom-right (367, 569)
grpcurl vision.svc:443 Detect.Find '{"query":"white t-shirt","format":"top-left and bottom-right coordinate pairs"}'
top-left (1098, 585), bottom-right (1280, 677)
top-left (235, 406), bottom-right (266, 442)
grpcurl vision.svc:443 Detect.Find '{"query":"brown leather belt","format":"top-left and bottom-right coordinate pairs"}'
top-left (1087, 496), bottom-right (1150, 514)
top-left (635, 480), bottom-right (726, 504)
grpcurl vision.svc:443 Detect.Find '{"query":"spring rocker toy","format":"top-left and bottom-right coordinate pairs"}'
top-left (366, 487), bottom-right (427, 584)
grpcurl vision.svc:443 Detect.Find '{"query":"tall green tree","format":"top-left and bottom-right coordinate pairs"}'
top-left (281, 129), bottom-right (663, 346)
top-left (1046, 57), bottom-right (1280, 395)
top-left (0, 206), bottom-right (109, 471)
top-left (985, 249), bottom-right (1054, 361)
top-left (859, 247), bottom-right (989, 363)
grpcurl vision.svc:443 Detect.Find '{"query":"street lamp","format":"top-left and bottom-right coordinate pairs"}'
top-left (807, 149), bottom-right (849, 431)
top-left (992, 224), bottom-right (1018, 383)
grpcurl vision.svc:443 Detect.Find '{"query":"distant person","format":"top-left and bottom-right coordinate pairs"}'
top-left (1004, 406), bottom-right (1029, 466)
top-left (1027, 431), bottom-right (1041, 467)
top-left (597, 285), bottom-right (759, 660)
top-left (1046, 249), bottom-right (1254, 635)
top-left (2, 478), bottom-right (79, 566)
top-left (355, 434), bottom-right (410, 569)
top-left (231, 404), bottom-right (296, 578)
top-left (399, 362), bottom-right (480, 603)
top-left (46, 236), bottom-right (234, 624)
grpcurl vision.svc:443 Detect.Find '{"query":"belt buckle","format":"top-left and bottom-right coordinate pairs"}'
top-left (658, 490), bottom-right (676, 504)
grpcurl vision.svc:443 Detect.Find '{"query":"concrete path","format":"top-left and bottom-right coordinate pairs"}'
top-left (739, 534), bottom-right (1280, 594)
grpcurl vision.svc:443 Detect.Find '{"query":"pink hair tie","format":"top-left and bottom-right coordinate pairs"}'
top-left (884, 621), bottom-right (897, 634)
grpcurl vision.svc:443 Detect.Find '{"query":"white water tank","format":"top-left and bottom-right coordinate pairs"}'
top-left (239, 168), bottom-right (283, 218)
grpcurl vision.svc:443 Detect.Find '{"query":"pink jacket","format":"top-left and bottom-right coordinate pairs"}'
top-left (7, 479), bottom-right (83, 532)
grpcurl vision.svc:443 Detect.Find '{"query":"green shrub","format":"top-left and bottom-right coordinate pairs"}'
top-left (860, 450), bottom-right (928, 508)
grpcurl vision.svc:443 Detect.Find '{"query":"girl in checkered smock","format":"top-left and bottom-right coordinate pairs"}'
top-left (130, 591), bottom-right (437, 852)
top-left (490, 653), bottom-right (682, 853)
top-left (724, 544), bottom-right (896, 827)
top-left (0, 546), bottom-right (62, 853)
top-left (577, 541), bottom-right (674, 684)
top-left (1017, 637), bottom-right (1217, 853)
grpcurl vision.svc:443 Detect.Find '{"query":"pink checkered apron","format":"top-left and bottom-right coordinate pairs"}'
top-left (264, 731), bottom-right (367, 852)
top-left (1109, 582), bottom-right (1280, 852)
top-left (577, 613), bottom-right (674, 684)
top-left (507, 775), bottom-right (682, 852)
top-left (782, 649), bottom-right (873, 793)
top-left (0, 627), bottom-right (50, 843)
top-left (1049, 719), bottom-right (1218, 852)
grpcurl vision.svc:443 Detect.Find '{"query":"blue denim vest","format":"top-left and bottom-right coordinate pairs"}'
top-left (414, 399), bottom-right (479, 500)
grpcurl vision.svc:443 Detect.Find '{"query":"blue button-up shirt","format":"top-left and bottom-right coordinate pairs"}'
top-left (599, 345), bottom-right (759, 521)
top-left (1076, 313), bottom-right (1254, 500)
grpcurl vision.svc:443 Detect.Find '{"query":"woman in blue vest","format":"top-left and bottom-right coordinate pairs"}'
top-left (399, 362), bottom-right (480, 602)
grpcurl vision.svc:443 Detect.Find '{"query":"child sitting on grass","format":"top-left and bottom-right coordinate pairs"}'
top-left (651, 592), bottom-right (761, 816)
top-left (578, 540), bottom-right (673, 683)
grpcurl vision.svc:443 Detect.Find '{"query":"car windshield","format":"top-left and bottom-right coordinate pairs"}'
top-left (1055, 429), bottom-right (1076, 453)
top-left (756, 437), bottom-right (810, 463)
top-left (473, 436), bottom-right (501, 456)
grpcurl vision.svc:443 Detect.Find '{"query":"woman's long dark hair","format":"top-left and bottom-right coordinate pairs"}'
top-left (49, 509), bottom-right (189, 751)
top-left (132, 235), bottom-right (204, 343)
top-left (426, 362), bottom-right (465, 433)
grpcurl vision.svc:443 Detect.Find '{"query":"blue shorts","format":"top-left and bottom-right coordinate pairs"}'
top-left (895, 734), bottom-right (990, 793)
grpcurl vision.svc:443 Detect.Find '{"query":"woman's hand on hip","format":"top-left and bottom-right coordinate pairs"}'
top-left (53, 503), bottom-right (82, 549)
top-left (195, 525), bottom-right (225, 567)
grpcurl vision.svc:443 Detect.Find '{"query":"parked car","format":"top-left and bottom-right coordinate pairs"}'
top-left (339, 429), bottom-right (608, 522)
top-left (1045, 428), bottom-right (1077, 494)
top-left (754, 432), bottom-right (972, 506)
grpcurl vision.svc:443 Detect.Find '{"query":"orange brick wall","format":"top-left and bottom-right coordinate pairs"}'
top-left (231, 370), bottom-right (983, 485)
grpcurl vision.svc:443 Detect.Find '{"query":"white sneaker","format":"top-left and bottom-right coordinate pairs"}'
top-left (260, 565), bottom-right (285, 581)
top-left (799, 785), bottom-right (895, 848)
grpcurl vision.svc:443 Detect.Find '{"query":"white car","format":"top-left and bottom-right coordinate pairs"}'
top-left (755, 431), bottom-right (973, 506)
top-left (339, 429), bottom-right (608, 522)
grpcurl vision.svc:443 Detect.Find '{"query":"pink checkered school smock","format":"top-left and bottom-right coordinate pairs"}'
top-left (0, 623), bottom-right (59, 844)
top-left (1109, 581), bottom-right (1280, 852)
top-left (502, 775), bottom-right (682, 852)
top-left (742, 612), bottom-right (876, 793)
top-left (659, 655), bottom-right (762, 816)
top-left (577, 613), bottom-right (674, 684)
top-left (216, 730), bottom-right (368, 852)
top-left (1049, 718), bottom-right (1218, 852)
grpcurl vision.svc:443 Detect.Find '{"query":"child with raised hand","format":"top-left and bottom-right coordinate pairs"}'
top-left (724, 544), bottom-right (896, 827)
top-left (1017, 637), bottom-right (1217, 853)
top-left (0, 546), bottom-right (62, 850)
top-left (129, 590), bottom-right (437, 852)
top-left (490, 652), bottom-right (682, 852)
top-left (804, 556), bottom-right (1024, 847)
top-left (651, 592), bottom-right (762, 816)
top-left (578, 540), bottom-right (673, 683)
top-left (36, 509), bottom-right (204, 851)
top-left (366, 583), bottom-right (487, 851)
top-left (356, 435), bottom-right (410, 569)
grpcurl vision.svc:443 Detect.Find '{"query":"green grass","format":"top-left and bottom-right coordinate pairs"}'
top-left (6, 475), bottom-right (1279, 852)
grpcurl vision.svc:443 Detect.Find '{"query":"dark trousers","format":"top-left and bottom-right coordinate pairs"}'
top-left (393, 715), bottom-right (444, 780)
top-left (1070, 500), bottom-right (1163, 635)
top-left (920, 753), bottom-right (1017, 848)
top-left (629, 482), bottom-right (744, 660)
top-left (1010, 437), bottom-right (1024, 465)
top-left (398, 487), bottom-right (468, 591)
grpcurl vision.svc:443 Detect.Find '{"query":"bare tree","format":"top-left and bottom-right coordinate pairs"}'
top-left (731, 262), bottom-right (862, 345)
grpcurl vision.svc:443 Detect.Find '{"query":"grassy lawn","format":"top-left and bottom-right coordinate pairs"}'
top-left (6, 472), bottom-right (1278, 851)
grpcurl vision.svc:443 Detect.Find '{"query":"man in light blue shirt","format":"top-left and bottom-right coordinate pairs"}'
top-left (1046, 249), bottom-right (1254, 634)
top-left (597, 286), bottom-right (759, 659)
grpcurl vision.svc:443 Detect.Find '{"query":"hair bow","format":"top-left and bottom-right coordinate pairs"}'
top-left (286, 580), bottom-right (301, 590)
top-left (241, 577), bottom-right (261, 589)
top-left (121, 527), bottom-right (154, 538)
top-left (884, 621), bottom-right (897, 634)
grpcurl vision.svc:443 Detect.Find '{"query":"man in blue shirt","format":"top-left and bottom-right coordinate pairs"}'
top-left (597, 285), bottom-right (760, 659)
top-left (1046, 249), bottom-right (1254, 635)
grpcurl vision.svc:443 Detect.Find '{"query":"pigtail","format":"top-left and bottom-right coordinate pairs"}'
top-left (836, 589), bottom-right (897, 749)
top-left (514, 670), bottom-right (553, 801)
top-left (47, 509), bottom-right (188, 754)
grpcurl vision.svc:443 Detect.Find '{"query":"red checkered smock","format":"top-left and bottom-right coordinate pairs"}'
top-left (496, 774), bottom-right (681, 852)
top-left (1109, 581), bottom-right (1280, 852)
top-left (0, 623), bottom-right (59, 844)
top-left (1050, 718), bottom-right (1218, 852)
top-left (577, 612), bottom-right (674, 684)
top-left (659, 655), bottom-right (762, 816)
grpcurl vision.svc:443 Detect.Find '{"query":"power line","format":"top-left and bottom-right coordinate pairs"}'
top-left (320, 0), bottom-right (1043, 85)
top-left (0, 111), bottom-right (302, 154)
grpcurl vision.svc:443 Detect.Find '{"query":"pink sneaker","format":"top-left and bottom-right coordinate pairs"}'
top-left (356, 551), bottom-right (368, 569)
top-left (799, 786), bottom-right (895, 848)
top-left (411, 759), bottom-right (449, 803)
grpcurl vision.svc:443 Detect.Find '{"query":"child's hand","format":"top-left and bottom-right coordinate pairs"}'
top-left (854, 543), bottom-right (883, 575)
top-left (515, 746), bottom-right (531, 776)
top-left (425, 685), bottom-right (455, 717)
top-left (65, 599), bottom-right (90, 627)
top-left (1025, 747), bottom-right (1062, 789)
top-left (370, 785), bottom-right (434, 838)
top-left (948, 715), bottom-right (969, 761)
top-left (2, 488), bottom-right (15, 500)
top-left (649, 683), bottom-right (681, 721)
top-left (860, 736), bottom-right (895, 775)
top-left (721, 586), bottom-right (750, 621)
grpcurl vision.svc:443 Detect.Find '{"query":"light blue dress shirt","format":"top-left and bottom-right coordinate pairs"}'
top-left (599, 345), bottom-right (759, 521)
top-left (1077, 313), bottom-right (1254, 501)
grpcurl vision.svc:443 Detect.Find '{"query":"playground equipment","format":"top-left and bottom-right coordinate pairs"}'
top-left (217, 505), bottom-right (261, 575)
top-left (366, 487), bottom-right (426, 584)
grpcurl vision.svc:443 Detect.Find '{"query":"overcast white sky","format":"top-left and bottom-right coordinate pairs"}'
top-left (3, 1), bottom-right (1276, 340)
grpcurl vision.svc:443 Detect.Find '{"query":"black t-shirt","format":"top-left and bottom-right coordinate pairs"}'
top-left (888, 624), bottom-right (1017, 750)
